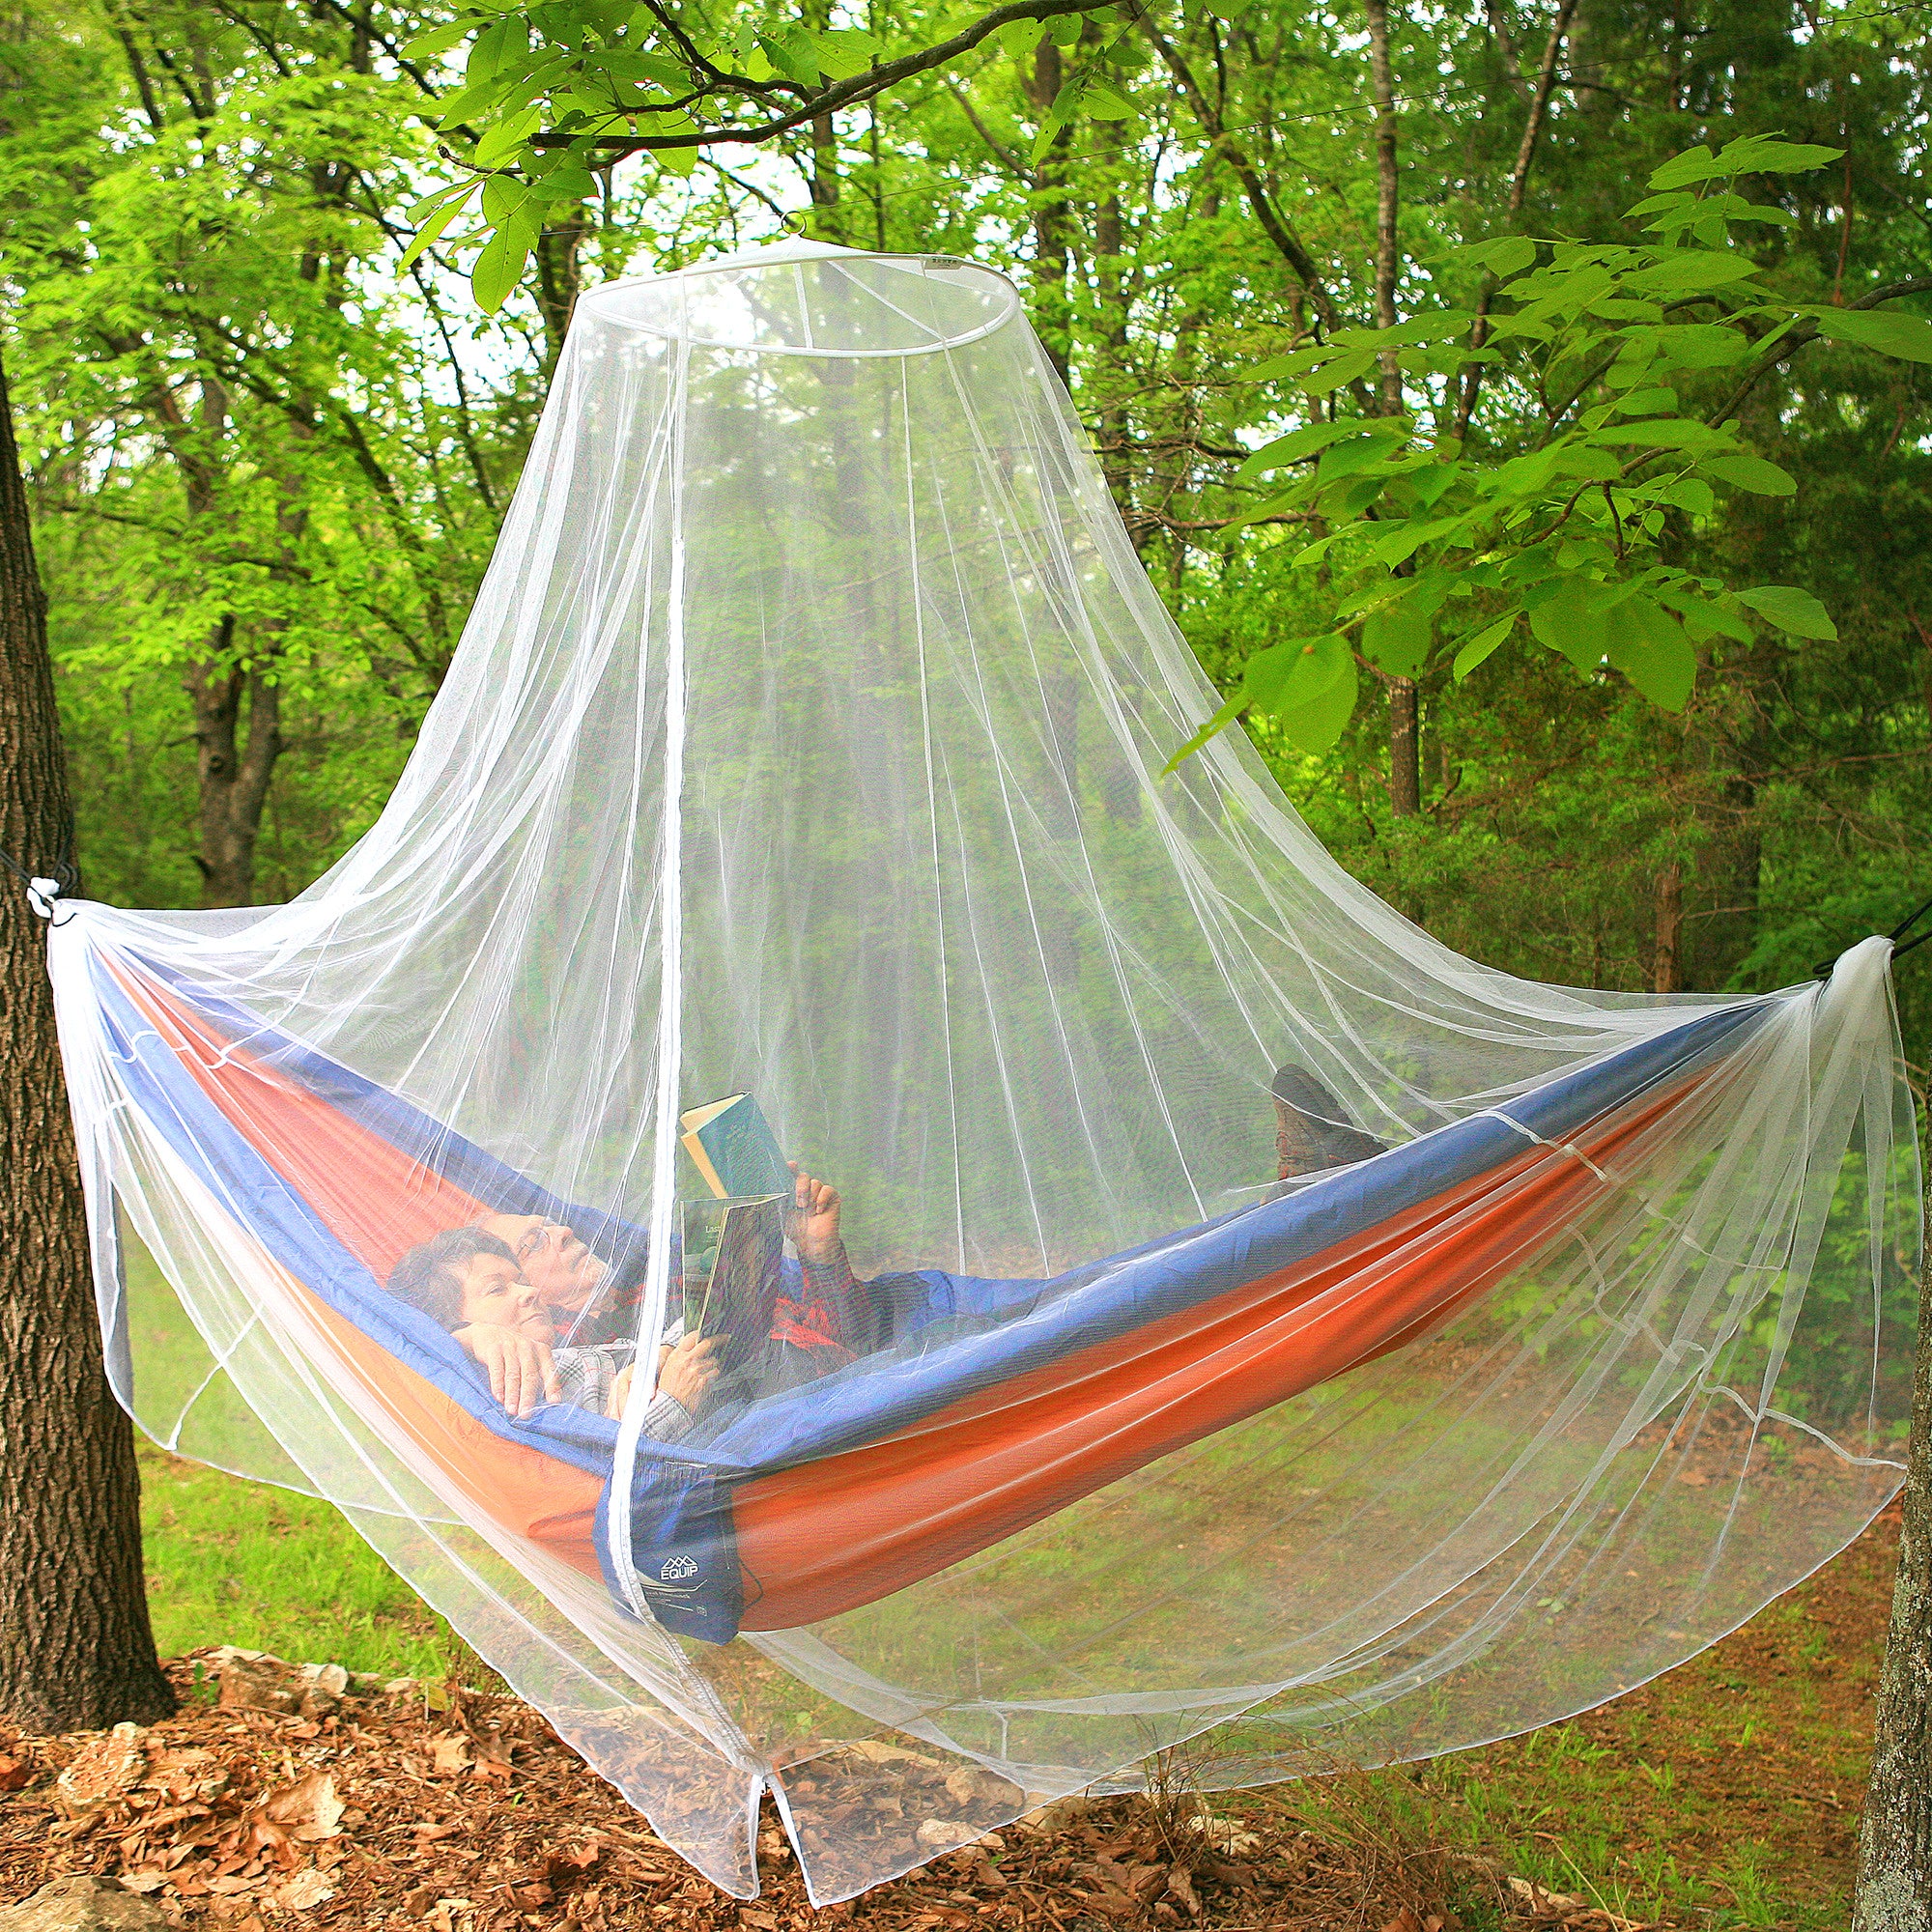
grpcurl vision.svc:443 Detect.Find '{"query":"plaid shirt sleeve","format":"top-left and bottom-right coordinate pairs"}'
top-left (789, 1243), bottom-right (874, 1351)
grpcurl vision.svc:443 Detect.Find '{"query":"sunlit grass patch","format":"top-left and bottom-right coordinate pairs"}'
top-left (138, 1443), bottom-right (493, 1684)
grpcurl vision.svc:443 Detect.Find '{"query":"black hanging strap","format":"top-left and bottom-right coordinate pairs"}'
top-left (1813, 890), bottom-right (1932, 978)
top-left (0, 816), bottom-right (79, 924)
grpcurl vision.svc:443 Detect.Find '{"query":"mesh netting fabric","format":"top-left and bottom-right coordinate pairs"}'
top-left (44, 242), bottom-right (1918, 1902)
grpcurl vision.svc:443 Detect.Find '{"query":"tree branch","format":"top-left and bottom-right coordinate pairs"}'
top-left (1707, 275), bottom-right (1932, 431)
top-left (1133, 12), bottom-right (1346, 331)
top-left (527, 0), bottom-right (1120, 155)
top-left (1453, 0), bottom-right (1579, 440)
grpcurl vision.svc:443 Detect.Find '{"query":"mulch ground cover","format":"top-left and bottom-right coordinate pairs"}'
top-left (0, 1506), bottom-right (1903, 1932)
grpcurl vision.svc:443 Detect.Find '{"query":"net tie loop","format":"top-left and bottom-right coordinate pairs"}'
top-left (0, 826), bottom-right (79, 925)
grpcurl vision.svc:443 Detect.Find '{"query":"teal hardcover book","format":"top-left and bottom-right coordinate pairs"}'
top-left (678, 1092), bottom-right (792, 1200)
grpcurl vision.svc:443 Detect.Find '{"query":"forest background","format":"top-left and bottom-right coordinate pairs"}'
top-left (2, 0), bottom-right (1929, 1069)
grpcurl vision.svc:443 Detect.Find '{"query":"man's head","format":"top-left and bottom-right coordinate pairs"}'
top-left (388, 1228), bottom-right (554, 1343)
top-left (477, 1214), bottom-right (607, 1314)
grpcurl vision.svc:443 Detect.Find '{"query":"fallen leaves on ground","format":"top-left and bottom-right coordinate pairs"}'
top-left (1, 1652), bottom-right (1638, 1932)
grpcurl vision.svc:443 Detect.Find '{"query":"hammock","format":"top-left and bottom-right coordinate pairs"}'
top-left (46, 242), bottom-right (1918, 1906)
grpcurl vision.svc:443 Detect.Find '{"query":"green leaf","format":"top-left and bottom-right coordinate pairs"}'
top-left (1607, 387), bottom-right (1679, 416)
top-left (1658, 589), bottom-right (1752, 642)
top-left (1363, 313), bottom-right (1473, 347)
top-left (1702, 450), bottom-right (1797, 497)
top-left (1492, 445), bottom-right (1561, 496)
top-left (1585, 418), bottom-right (1715, 450)
top-left (1624, 188), bottom-right (1696, 218)
top-left (467, 14), bottom-right (529, 84)
top-left (599, 48), bottom-right (690, 86)
top-left (1161, 690), bottom-right (1246, 774)
top-left (1328, 473), bottom-right (1391, 517)
top-left (1245, 634), bottom-right (1358, 753)
top-left (1406, 462), bottom-right (1459, 509)
top-left (1526, 578), bottom-right (1611, 671)
top-left (1360, 601), bottom-right (1431, 676)
top-left (1811, 307), bottom-right (1932, 364)
top-left (1365, 518), bottom-right (1435, 566)
top-left (1304, 347), bottom-right (1378, 394)
top-left (996, 18), bottom-right (1045, 58)
top-left (813, 28), bottom-right (881, 78)
top-left (1623, 251), bottom-right (1761, 297)
top-left (406, 179), bottom-right (475, 223)
top-left (1738, 584), bottom-right (1837, 639)
top-left (473, 104), bottom-right (542, 166)
top-left (1648, 146), bottom-right (1724, 190)
top-left (757, 28), bottom-right (821, 84)
top-left (1484, 236), bottom-right (1537, 277)
top-left (1452, 612), bottom-right (1516, 681)
top-left (1551, 445), bottom-right (1623, 480)
top-left (470, 227), bottom-right (530, 314)
top-left (436, 74), bottom-right (511, 129)
top-left (1081, 81), bottom-right (1135, 119)
top-left (1715, 135), bottom-right (1843, 176)
top-left (397, 194), bottom-right (470, 272)
top-left (1234, 418), bottom-right (1369, 480)
top-left (1317, 427), bottom-right (1408, 483)
top-left (1604, 597), bottom-right (1696, 709)
top-left (1656, 476), bottom-right (1715, 519)
top-left (1649, 323), bottom-right (1751, 369)
top-left (1030, 102), bottom-right (1070, 162)
top-left (406, 18), bottom-right (477, 59)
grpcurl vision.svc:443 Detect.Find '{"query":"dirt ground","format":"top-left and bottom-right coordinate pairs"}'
top-left (0, 1510), bottom-right (1902, 1932)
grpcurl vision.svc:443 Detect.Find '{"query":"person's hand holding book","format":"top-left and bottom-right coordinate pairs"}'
top-left (656, 1332), bottom-right (726, 1414)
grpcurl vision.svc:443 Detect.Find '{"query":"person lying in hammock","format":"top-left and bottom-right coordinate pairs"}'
top-left (390, 1165), bottom-right (872, 1422)
top-left (384, 1227), bottom-right (715, 1432)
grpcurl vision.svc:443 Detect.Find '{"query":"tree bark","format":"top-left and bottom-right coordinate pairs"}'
top-left (1854, 1209), bottom-right (1932, 1930)
top-left (1453, 0), bottom-right (1579, 440)
top-left (1022, 35), bottom-right (1076, 383)
top-left (0, 349), bottom-right (174, 1732)
top-left (185, 644), bottom-right (284, 910)
top-left (533, 207), bottom-right (590, 370)
top-left (1387, 679), bottom-right (1420, 817)
top-left (1652, 862), bottom-right (1683, 993)
top-left (1094, 193), bottom-right (1134, 511)
top-left (1363, 0), bottom-right (1421, 820)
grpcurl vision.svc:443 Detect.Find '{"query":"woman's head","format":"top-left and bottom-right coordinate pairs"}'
top-left (388, 1228), bottom-right (555, 1342)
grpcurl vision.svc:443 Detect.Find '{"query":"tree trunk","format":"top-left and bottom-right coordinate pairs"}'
top-left (1022, 36), bottom-right (1075, 384)
top-left (1387, 680), bottom-right (1420, 817)
top-left (185, 638), bottom-right (284, 910)
top-left (1363, 0), bottom-right (1403, 415)
top-left (0, 349), bottom-right (173, 1732)
top-left (533, 207), bottom-right (590, 371)
top-left (1854, 1211), bottom-right (1932, 1930)
top-left (1363, 0), bottom-right (1421, 820)
top-left (1094, 194), bottom-right (1133, 511)
top-left (1652, 862), bottom-right (1683, 993)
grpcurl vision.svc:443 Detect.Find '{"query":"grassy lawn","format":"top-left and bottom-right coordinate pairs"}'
top-left (139, 1441), bottom-right (1889, 1928)
top-left (138, 1443), bottom-right (493, 1684)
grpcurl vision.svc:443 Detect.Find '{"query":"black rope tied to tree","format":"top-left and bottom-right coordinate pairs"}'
top-left (1813, 890), bottom-right (1932, 980)
top-left (0, 815), bottom-right (79, 926)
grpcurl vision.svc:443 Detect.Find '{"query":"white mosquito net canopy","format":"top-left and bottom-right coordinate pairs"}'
top-left (46, 241), bottom-right (1918, 1902)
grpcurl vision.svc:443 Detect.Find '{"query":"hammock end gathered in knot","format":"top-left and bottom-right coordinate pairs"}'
top-left (0, 841), bottom-right (79, 925)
